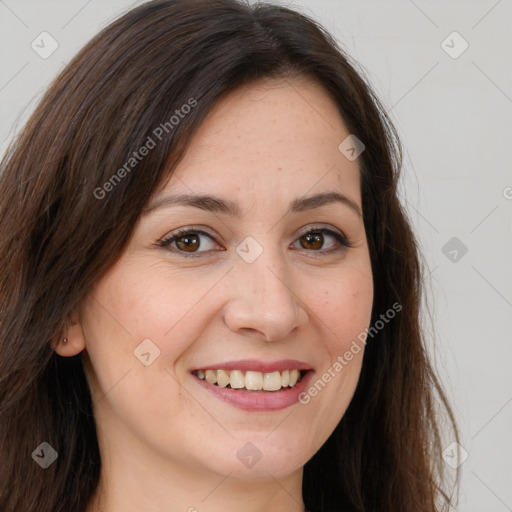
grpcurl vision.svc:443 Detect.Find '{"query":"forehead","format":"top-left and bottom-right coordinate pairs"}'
top-left (155, 77), bottom-right (361, 210)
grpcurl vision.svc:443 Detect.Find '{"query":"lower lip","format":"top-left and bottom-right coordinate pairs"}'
top-left (192, 371), bottom-right (315, 412)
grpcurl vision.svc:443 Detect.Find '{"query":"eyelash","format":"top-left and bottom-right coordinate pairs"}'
top-left (156, 226), bottom-right (354, 258)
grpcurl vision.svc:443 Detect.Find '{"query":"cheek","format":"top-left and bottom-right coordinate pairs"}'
top-left (80, 260), bottom-right (224, 420)
top-left (294, 266), bottom-right (372, 442)
top-left (87, 260), bottom-right (218, 358)
top-left (80, 268), bottom-right (200, 453)
top-left (315, 265), bottom-right (374, 352)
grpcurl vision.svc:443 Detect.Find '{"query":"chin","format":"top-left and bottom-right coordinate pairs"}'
top-left (202, 431), bottom-right (313, 481)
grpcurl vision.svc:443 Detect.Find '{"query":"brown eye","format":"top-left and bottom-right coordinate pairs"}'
top-left (175, 233), bottom-right (201, 252)
top-left (292, 228), bottom-right (352, 255)
top-left (299, 231), bottom-right (324, 250)
top-left (158, 229), bottom-right (219, 255)
top-left (158, 226), bottom-right (352, 258)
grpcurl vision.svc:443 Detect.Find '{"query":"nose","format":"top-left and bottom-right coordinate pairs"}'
top-left (223, 247), bottom-right (309, 342)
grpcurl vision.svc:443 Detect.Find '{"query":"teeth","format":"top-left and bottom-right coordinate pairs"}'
top-left (194, 368), bottom-right (305, 391)
top-left (230, 370), bottom-right (245, 389)
top-left (289, 369), bottom-right (299, 387)
top-left (216, 369), bottom-right (230, 388)
top-left (264, 371), bottom-right (282, 391)
top-left (205, 370), bottom-right (216, 384)
top-left (245, 371), bottom-right (263, 390)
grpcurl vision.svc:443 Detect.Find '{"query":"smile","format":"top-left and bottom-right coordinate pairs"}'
top-left (192, 369), bottom-right (306, 392)
top-left (190, 360), bottom-right (315, 412)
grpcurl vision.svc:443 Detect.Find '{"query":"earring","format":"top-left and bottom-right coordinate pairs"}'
top-left (62, 319), bottom-right (76, 345)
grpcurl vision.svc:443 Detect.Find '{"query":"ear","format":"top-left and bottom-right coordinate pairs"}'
top-left (51, 308), bottom-right (86, 357)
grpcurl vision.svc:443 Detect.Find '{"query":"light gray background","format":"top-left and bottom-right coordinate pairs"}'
top-left (1, 1), bottom-right (511, 510)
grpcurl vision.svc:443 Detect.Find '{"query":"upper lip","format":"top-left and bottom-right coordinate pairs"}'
top-left (191, 359), bottom-right (313, 373)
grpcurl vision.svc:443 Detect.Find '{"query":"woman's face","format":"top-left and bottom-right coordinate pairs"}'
top-left (75, 77), bottom-right (373, 481)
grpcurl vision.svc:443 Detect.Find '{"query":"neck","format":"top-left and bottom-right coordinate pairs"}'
top-left (87, 466), bottom-right (306, 512)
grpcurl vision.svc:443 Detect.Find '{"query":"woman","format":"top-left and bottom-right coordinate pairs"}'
top-left (0, 0), bottom-right (460, 510)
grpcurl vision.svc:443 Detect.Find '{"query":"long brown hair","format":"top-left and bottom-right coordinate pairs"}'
top-left (0, 1), bottom-right (460, 510)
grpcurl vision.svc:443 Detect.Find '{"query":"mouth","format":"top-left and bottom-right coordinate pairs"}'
top-left (190, 361), bottom-right (315, 411)
top-left (191, 368), bottom-right (308, 392)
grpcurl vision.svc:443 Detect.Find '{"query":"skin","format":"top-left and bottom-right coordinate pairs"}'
top-left (53, 76), bottom-right (374, 512)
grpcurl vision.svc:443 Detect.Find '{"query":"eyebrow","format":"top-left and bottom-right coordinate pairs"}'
top-left (142, 191), bottom-right (362, 219)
